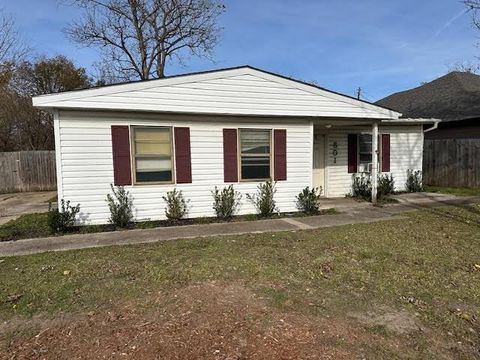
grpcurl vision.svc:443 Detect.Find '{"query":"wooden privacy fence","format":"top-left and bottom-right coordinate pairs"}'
top-left (423, 139), bottom-right (480, 188)
top-left (0, 151), bottom-right (56, 193)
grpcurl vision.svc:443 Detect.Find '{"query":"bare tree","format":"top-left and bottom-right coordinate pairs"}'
top-left (447, 60), bottom-right (480, 74)
top-left (0, 10), bottom-right (28, 64)
top-left (465, 0), bottom-right (480, 28)
top-left (65, 0), bottom-right (225, 81)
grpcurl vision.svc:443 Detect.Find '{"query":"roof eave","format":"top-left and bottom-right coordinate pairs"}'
top-left (381, 118), bottom-right (441, 124)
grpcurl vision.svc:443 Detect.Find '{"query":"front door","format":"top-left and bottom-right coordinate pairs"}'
top-left (313, 134), bottom-right (326, 194)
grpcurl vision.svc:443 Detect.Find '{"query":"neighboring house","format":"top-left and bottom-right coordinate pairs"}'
top-left (377, 71), bottom-right (480, 139)
top-left (32, 66), bottom-right (434, 224)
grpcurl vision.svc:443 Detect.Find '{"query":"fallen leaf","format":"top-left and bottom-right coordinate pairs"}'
top-left (6, 294), bottom-right (22, 303)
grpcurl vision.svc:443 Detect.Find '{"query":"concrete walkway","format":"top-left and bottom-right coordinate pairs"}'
top-left (0, 191), bottom-right (56, 225)
top-left (0, 192), bottom-right (478, 257)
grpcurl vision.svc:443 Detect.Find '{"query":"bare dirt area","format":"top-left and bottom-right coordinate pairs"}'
top-left (1, 283), bottom-right (402, 360)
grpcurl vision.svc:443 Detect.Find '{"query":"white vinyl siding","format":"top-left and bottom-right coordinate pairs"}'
top-left (34, 68), bottom-right (400, 120)
top-left (324, 126), bottom-right (424, 197)
top-left (58, 111), bottom-right (312, 225)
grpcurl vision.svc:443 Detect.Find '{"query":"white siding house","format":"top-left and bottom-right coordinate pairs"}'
top-left (33, 66), bottom-right (435, 225)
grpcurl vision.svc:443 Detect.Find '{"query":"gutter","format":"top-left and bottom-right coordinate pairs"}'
top-left (381, 118), bottom-right (441, 132)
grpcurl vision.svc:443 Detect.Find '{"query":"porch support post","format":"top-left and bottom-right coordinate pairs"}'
top-left (371, 122), bottom-right (379, 203)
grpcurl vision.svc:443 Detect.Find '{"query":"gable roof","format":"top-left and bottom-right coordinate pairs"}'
top-left (33, 65), bottom-right (401, 120)
top-left (377, 71), bottom-right (480, 122)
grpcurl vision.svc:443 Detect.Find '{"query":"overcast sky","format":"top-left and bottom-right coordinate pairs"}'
top-left (3, 0), bottom-right (479, 100)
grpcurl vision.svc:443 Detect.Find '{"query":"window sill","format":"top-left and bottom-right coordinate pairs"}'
top-left (239, 178), bottom-right (272, 182)
top-left (132, 181), bottom-right (175, 186)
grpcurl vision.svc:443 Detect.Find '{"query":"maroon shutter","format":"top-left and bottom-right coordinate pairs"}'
top-left (347, 134), bottom-right (358, 174)
top-left (274, 129), bottom-right (287, 181)
top-left (381, 134), bottom-right (391, 172)
top-left (174, 127), bottom-right (192, 183)
top-left (111, 125), bottom-right (132, 186)
top-left (223, 129), bottom-right (238, 182)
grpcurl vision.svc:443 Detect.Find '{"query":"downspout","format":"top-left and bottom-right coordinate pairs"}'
top-left (424, 120), bottom-right (440, 133)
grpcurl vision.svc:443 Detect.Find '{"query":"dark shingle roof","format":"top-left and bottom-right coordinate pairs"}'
top-left (376, 71), bottom-right (480, 121)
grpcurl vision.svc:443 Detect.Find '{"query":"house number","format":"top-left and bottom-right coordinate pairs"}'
top-left (332, 141), bottom-right (338, 164)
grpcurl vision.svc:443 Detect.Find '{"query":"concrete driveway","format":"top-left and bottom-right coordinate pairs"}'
top-left (0, 191), bottom-right (56, 225)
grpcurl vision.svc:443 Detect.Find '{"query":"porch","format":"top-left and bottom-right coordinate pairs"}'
top-left (311, 118), bottom-right (437, 202)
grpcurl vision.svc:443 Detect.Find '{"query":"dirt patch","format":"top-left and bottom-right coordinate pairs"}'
top-left (349, 306), bottom-right (423, 334)
top-left (1, 283), bottom-right (398, 360)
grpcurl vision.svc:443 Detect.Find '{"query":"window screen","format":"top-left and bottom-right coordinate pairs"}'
top-left (133, 127), bottom-right (173, 183)
top-left (240, 129), bottom-right (271, 180)
top-left (358, 134), bottom-right (372, 172)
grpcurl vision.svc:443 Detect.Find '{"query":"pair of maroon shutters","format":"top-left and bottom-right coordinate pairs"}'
top-left (111, 126), bottom-right (287, 186)
top-left (347, 133), bottom-right (390, 174)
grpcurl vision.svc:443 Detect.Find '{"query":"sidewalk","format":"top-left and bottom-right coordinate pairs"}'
top-left (0, 193), bottom-right (478, 257)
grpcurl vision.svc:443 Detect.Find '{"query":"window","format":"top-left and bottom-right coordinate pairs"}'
top-left (358, 133), bottom-right (372, 173)
top-left (239, 129), bottom-right (271, 180)
top-left (132, 127), bottom-right (173, 183)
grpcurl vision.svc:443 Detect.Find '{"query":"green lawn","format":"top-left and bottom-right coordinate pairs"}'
top-left (0, 210), bottom-right (338, 242)
top-left (425, 185), bottom-right (480, 197)
top-left (1, 203), bottom-right (480, 359)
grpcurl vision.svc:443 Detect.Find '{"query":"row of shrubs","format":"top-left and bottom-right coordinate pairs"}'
top-left (351, 169), bottom-right (424, 201)
top-left (48, 181), bottom-right (324, 233)
top-left (48, 169), bottom-right (424, 233)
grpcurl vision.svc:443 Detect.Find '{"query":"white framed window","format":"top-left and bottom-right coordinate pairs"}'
top-left (239, 129), bottom-right (272, 180)
top-left (132, 126), bottom-right (174, 184)
top-left (358, 133), bottom-right (372, 173)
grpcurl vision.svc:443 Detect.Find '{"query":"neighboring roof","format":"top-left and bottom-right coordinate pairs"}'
top-left (377, 71), bottom-right (480, 122)
top-left (33, 65), bottom-right (401, 120)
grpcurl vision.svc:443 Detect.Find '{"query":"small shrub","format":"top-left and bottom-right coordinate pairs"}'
top-left (378, 174), bottom-right (395, 198)
top-left (212, 185), bottom-right (242, 220)
top-left (352, 174), bottom-right (372, 201)
top-left (406, 169), bottom-right (423, 192)
top-left (296, 187), bottom-right (322, 215)
top-left (163, 189), bottom-right (188, 221)
top-left (48, 199), bottom-right (80, 234)
top-left (246, 180), bottom-right (278, 217)
top-left (106, 184), bottom-right (133, 228)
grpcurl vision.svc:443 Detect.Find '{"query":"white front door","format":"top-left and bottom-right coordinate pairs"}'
top-left (313, 134), bottom-right (326, 195)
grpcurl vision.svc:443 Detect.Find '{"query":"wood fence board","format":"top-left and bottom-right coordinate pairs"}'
top-left (423, 139), bottom-right (480, 188)
top-left (0, 151), bottom-right (56, 193)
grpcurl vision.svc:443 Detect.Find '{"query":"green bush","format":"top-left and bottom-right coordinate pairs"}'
top-left (296, 187), bottom-right (322, 215)
top-left (106, 185), bottom-right (133, 228)
top-left (163, 189), bottom-right (188, 221)
top-left (378, 174), bottom-right (395, 198)
top-left (246, 180), bottom-right (278, 217)
top-left (352, 174), bottom-right (372, 201)
top-left (406, 169), bottom-right (423, 192)
top-left (48, 199), bottom-right (80, 234)
top-left (352, 174), bottom-right (396, 201)
top-left (212, 185), bottom-right (242, 220)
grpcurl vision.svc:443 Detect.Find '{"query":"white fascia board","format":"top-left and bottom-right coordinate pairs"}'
top-left (381, 118), bottom-right (441, 124)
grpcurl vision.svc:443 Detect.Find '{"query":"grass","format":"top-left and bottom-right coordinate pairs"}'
top-left (1, 203), bottom-right (479, 358)
top-left (0, 213), bottom-right (50, 241)
top-left (0, 209), bottom-right (339, 242)
top-left (425, 185), bottom-right (480, 197)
